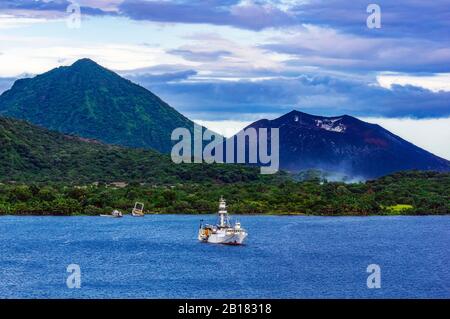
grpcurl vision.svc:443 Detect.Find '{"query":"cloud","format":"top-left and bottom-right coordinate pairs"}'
top-left (1, 0), bottom-right (448, 125)
top-left (117, 0), bottom-right (296, 30)
top-left (377, 73), bottom-right (450, 93)
top-left (2, 0), bottom-right (449, 42)
top-left (167, 49), bottom-right (232, 62)
top-left (287, 0), bottom-right (450, 41)
top-left (262, 25), bottom-right (450, 73)
top-left (0, 40), bottom-right (188, 77)
top-left (2, 1), bottom-right (449, 75)
top-left (0, 14), bottom-right (51, 28)
top-left (57, 0), bottom-right (450, 42)
top-left (123, 69), bottom-right (198, 84)
top-left (0, 0), bottom-right (70, 11)
top-left (128, 73), bottom-right (450, 120)
top-left (0, 0), bottom-right (111, 18)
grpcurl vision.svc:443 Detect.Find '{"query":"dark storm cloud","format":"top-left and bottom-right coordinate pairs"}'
top-left (126, 74), bottom-right (450, 120)
top-left (287, 0), bottom-right (450, 41)
top-left (123, 69), bottom-right (198, 84)
top-left (117, 0), bottom-right (296, 31)
top-left (3, 0), bottom-right (449, 39)
top-left (113, 0), bottom-right (450, 41)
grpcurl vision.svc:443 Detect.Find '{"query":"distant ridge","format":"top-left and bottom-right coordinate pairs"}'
top-left (0, 58), bottom-right (195, 153)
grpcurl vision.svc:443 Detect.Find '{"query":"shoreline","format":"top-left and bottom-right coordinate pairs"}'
top-left (1, 213), bottom-right (448, 217)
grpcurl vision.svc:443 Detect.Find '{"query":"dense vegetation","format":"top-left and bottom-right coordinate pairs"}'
top-left (0, 171), bottom-right (448, 216)
top-left (0, 116), bottom-right (272, 184)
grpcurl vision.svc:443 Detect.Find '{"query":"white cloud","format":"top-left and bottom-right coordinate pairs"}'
top-left (0, 14), bottom-right (50, 29)
top-left (361, 117), bottom-right (450, 160)
top-left (377, 73), bottom-right (450, 92)
top-left (0, 41), bottom-right (189, 77)
top-left (171, 32), bottom-right (291, 80)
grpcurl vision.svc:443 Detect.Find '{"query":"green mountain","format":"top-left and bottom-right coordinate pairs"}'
top-left (0, 116), bottom-right (264, 184)
top-left (0, 58), bottom-right (194, 153)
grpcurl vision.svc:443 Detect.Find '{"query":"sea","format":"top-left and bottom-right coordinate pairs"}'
top-left (0, 215), bottom-right (449, 298)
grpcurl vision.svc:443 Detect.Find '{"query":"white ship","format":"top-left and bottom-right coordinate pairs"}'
top-left (198, 197), bottom-right (248, 245)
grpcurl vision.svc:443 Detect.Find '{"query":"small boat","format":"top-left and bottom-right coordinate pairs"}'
top-left (100, 209), bottom-right (123, 218)
top-left (198, 197), bottom-right (247, 245)
top-left (131, 202), bottom-right (145, 217)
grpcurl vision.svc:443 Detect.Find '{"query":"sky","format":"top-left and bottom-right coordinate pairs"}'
top-left (0, 0), bottom-right (449, 159)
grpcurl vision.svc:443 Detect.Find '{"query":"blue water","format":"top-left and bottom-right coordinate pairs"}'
top-left (0, 215), bottom-right (449, 298)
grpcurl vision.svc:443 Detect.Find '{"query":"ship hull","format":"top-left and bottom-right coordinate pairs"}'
top-left (201, 231), bottom-right (247, 245)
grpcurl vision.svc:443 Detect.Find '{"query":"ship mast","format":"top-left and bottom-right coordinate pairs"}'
top-left (218, 196), bottom-right (229, 227)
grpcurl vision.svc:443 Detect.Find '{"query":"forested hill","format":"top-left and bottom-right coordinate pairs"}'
top-left (0, 58), bottom-right (196, 153)
top-left (0, 116), bottom-right (267, 184)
